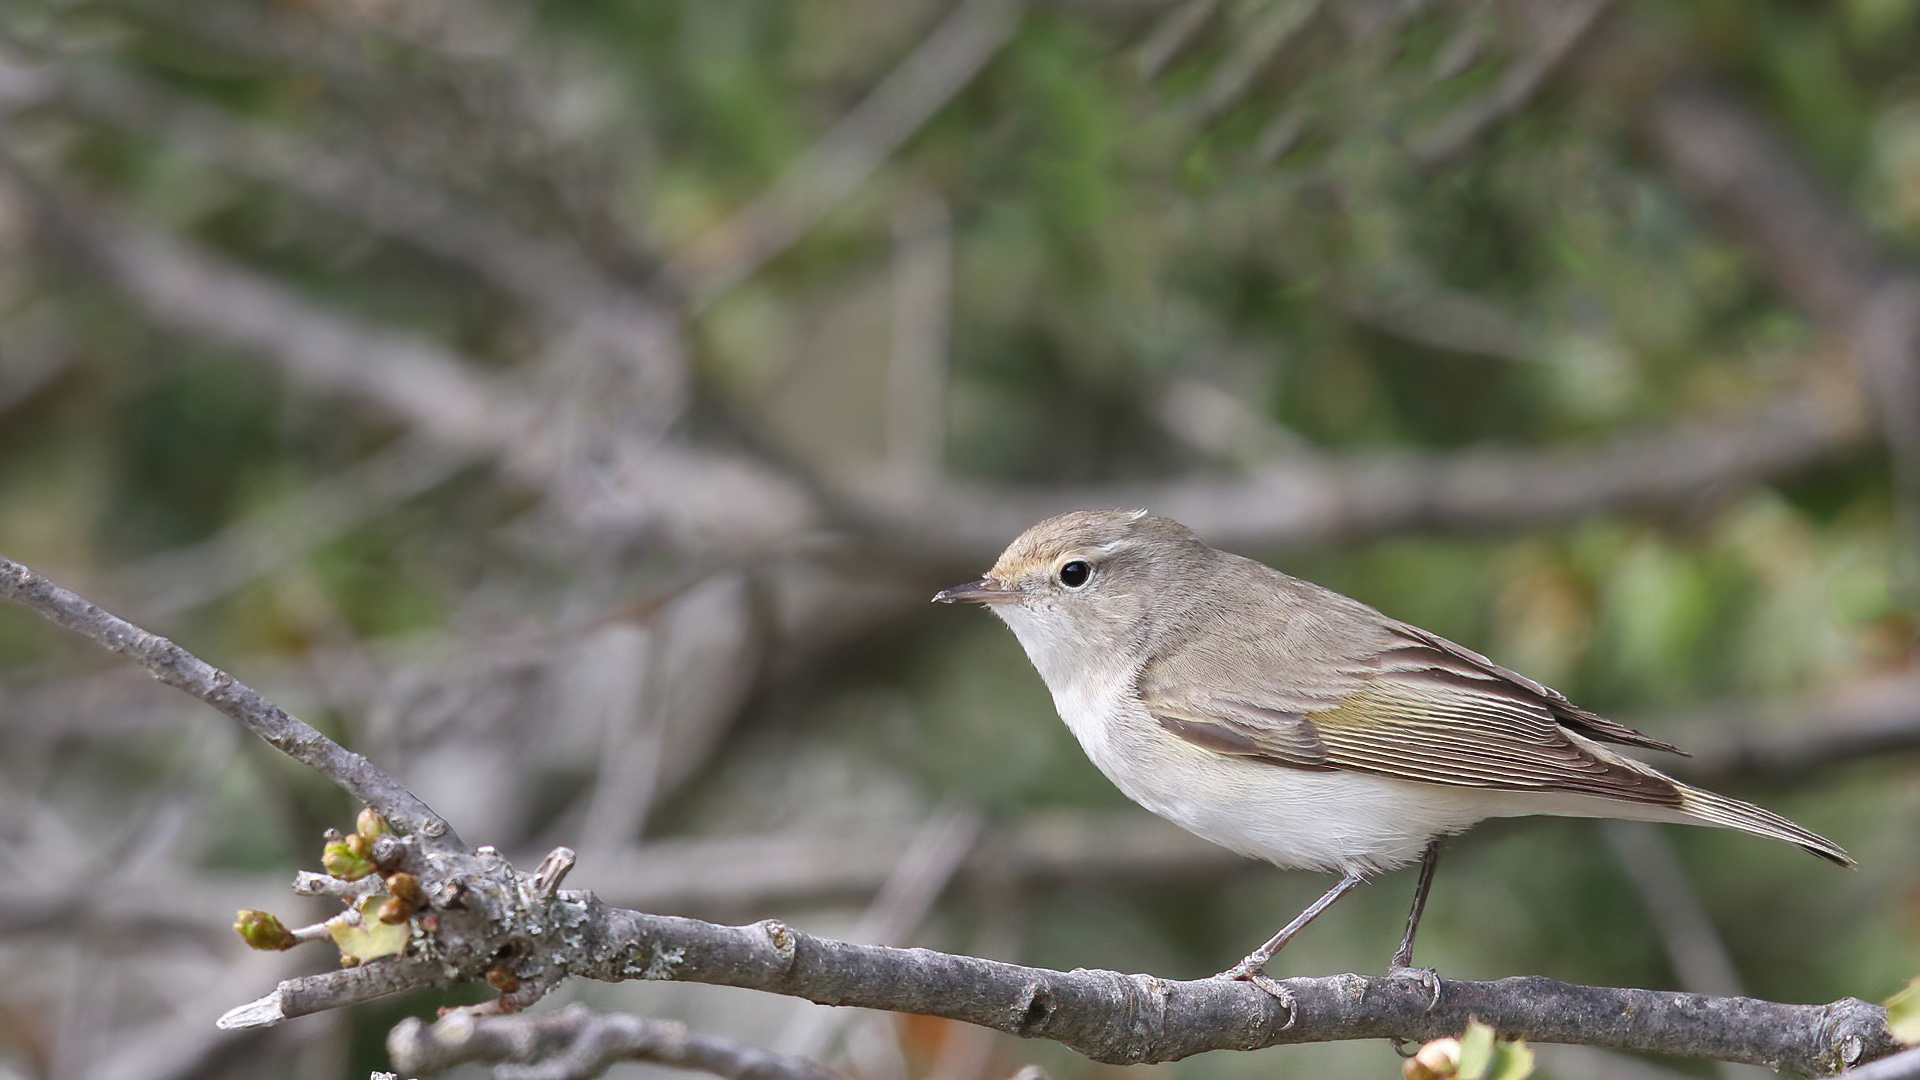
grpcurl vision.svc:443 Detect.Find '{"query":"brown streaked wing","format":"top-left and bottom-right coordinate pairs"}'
top-left (1383, 624), bottom-right (1687, 756)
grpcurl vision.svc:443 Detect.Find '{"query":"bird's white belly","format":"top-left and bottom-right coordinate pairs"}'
top-left (1052, 680), bottom-right (1493, 876)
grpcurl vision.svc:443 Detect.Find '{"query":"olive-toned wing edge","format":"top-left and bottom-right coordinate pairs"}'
top-left (1385, 623), bottom-right (1687, 756)
top-left (1145, 657), bottom-right (1683, 807)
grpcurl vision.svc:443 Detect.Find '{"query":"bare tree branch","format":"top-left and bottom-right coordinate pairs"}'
top-left (217, 883), bottom-right (1898, 1075)
top-left (850, 377), bottom-right (1871, 557)
top-left (248, 896), bottom-right (1890, 1074)
top-left (584, 911), bottom-right (1894, 1074)
top-left (390, 1005), bottom-right (847, 1080)
top-left (0, 555), bottom-right (454, 844)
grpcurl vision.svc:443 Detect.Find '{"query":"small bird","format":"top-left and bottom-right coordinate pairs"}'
top-left (935, 509), bottom-right (1852, 986)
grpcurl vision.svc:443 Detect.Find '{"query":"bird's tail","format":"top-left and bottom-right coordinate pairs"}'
top-left (1675, 783), bottom-right (1856, 867)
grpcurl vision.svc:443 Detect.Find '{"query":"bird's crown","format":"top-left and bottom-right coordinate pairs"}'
top-left (986, 509), bottom-right (1201, 583)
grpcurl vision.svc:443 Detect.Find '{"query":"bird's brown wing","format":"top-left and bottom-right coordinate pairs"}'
top-left (1139, 621), bottom-right (1682, 807)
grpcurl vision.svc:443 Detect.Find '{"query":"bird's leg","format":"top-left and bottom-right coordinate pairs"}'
top-left (1390, 838), bottom-right (1443, 969)
top-left (1216, 869), bottom-right (1366, 992)
top-left (1389, 838), bottom-right (1444, 1010)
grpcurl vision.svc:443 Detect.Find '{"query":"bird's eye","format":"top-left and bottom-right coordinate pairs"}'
top-left (1057, 560), bottom-right (1093, 588)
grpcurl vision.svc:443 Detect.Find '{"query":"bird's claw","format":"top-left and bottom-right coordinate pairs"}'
top-left (1214, 959), bottom-right (1296, 1012)
top-left (1244, 972), bottom-right (1296, 1011)
top-left (1387, 963), bottom-right (1442, 1011)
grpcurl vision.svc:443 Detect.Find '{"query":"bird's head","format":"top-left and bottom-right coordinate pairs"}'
top-left (933, 509), bottom-right (1211, 689)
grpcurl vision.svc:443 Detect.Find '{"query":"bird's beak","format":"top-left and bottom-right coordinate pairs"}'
top-left (932, 578), bottom-right (1017, 606)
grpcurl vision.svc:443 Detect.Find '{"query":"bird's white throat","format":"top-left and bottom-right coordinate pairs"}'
top-left (991, 604), bottom-right (1131, 751)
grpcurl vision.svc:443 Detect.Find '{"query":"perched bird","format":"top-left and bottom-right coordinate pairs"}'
top-left (935, 509), bottom-right (1852, 985)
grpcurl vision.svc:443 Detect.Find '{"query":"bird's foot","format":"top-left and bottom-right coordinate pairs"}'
top-left (1244, 973), bottom-right (1295, 1011)
top-left (1205, 960), bottom-right (1297, 1006)
top-left (1387, 963), bottom-right (1442, 1011)
top-left (1214, 956), bottom-right (1295, 1008)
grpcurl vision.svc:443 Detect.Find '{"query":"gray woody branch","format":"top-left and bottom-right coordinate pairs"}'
top-left (0, 555), bottom-right (1900, 1076)
top-left (221, 888), bottom-right (1894, 1075)
top-left (388, 1005), bottom-right (845, 1080)
top-left (480, 904), bottom-right (1897, 1076)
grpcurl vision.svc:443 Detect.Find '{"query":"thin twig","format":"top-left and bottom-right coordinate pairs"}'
top-left (0, 556), bottom-right (455, 844)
